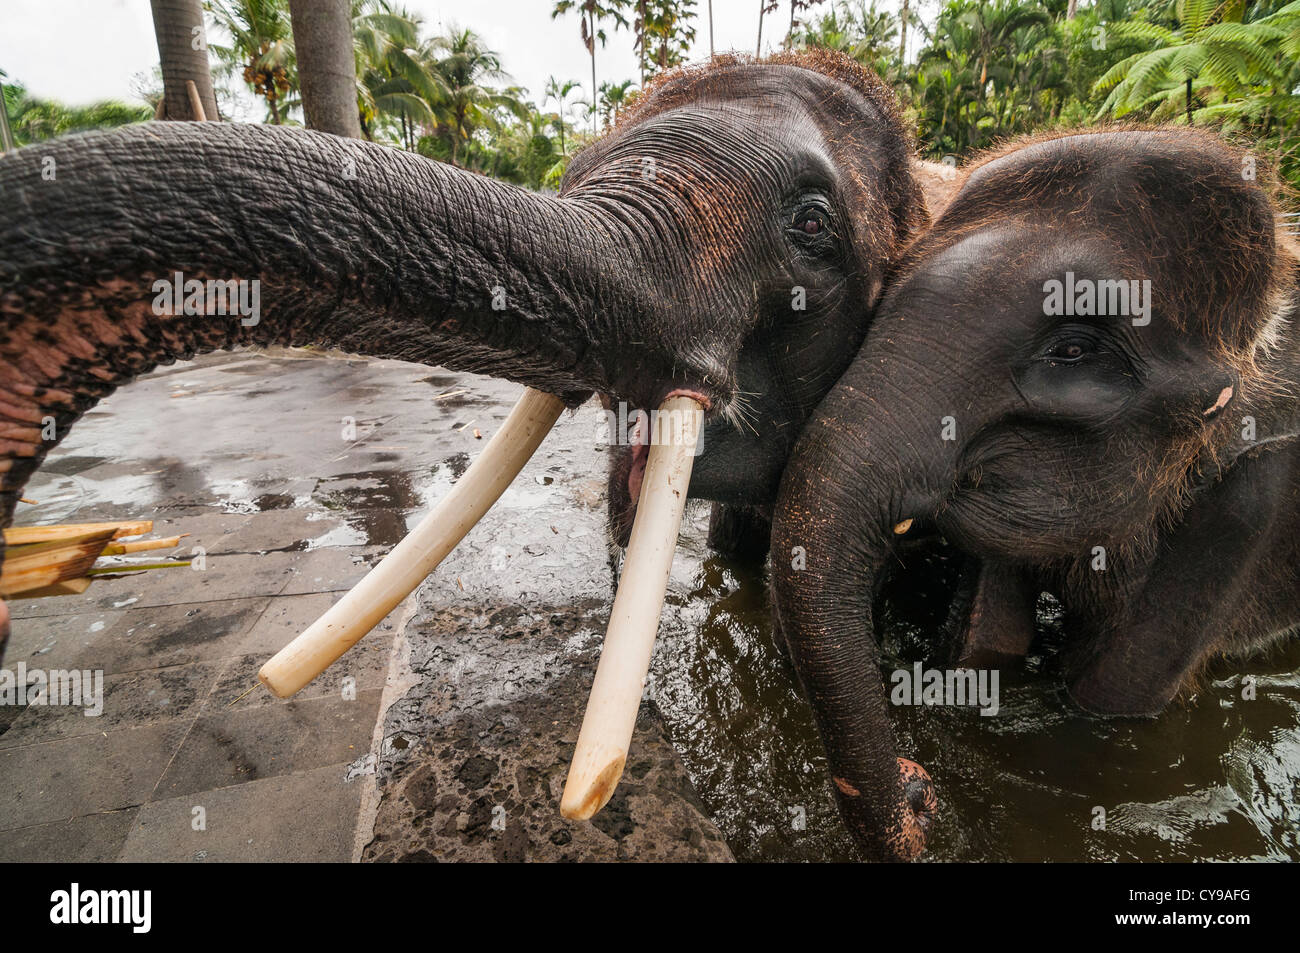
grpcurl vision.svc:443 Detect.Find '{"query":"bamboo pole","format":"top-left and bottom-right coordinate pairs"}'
top-left (0, 530), bottom-right (118, 596)
top-left (99, 534), bottom-right (188, 555)
top-left (9, 577), bottom-right (94, 599)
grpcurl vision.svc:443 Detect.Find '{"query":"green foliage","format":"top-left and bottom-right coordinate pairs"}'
top-left (1, 82), bottom-right (152, 147)
top-left (795, 0), bottom-right (1300, 189)
top-left (16, 0), bottom-right (1298, 195)
top-left (205, 0), bottom-right (297, 124)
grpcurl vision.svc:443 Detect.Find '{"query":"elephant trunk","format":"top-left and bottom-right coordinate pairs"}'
top-left (0, 122), bottom-right (652, 525)
top-left (772, 374), bottom-right (950, 860)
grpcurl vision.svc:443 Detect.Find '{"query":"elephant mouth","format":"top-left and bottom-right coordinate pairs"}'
top-left (876, 529), bottom-right (1041, 669)
top-left (628, 443), bottom-right (649, 514)
top-left (606, 388), bottom-right (712, 549)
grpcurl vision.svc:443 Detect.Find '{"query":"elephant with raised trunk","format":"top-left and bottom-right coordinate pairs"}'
top-left (0, 50), bottom-right (925, 702)
top-left (772, 128), bottom-right (1300, 861)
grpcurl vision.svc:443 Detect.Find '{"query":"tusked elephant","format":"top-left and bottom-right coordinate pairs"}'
top-left (771, 127), bottom-right (1300, 861)
top-left (0, 50), bottom-right (925, 654)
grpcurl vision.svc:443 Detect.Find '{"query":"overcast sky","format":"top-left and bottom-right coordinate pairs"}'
top-left (1, 0), bottom-right (923, 111)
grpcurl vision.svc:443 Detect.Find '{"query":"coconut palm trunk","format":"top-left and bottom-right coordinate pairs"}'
top-left (589, 5), bottom-right (598, 133)
top-left (149, 0), bottom-right (220, 121)
top-left (899, 0), bottom-right (910, 66)
top-left (289, 0), bottom-right (363, 139)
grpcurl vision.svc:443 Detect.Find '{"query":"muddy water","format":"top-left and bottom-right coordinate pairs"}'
top-left (652, 537), bottom-right (1300, 861)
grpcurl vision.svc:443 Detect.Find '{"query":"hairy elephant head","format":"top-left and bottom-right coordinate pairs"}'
top-left (771, 128), bottom-right (1297, 860)
top-left (584, 51), bottom-right (926, 545)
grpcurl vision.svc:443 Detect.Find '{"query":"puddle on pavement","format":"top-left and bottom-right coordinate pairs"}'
top-left (312, 470), bottom-right (426, 549)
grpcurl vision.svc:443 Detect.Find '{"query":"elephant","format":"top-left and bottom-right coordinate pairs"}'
top-left (0, 50), bottom-right (927, 678)
top-left (771, 127), bottom-right (1300, 861)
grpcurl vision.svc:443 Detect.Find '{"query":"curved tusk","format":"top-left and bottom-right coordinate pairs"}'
top-left (258, 386), bottom-right (565, 698)
top-left (561, 395), bottom-right (704, 820)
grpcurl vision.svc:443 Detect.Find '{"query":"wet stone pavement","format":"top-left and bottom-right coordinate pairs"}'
top-left (0, 349), bottom-right (732, 863)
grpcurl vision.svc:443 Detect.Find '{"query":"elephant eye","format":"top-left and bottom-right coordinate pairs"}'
top-left (788, 204), bottom-right (834, 247)
top-left (1043, 338), bottom-right (1094, 365)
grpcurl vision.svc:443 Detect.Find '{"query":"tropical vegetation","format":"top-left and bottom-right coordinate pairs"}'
top-left (3, 0), bottom-right (1298, 190)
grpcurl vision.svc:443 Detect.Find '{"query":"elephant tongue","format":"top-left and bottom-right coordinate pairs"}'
top-left (953, 559), bottom-right (1039, 667)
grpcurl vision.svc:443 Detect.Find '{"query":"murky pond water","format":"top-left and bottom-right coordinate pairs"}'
top-left (653, 525), bottom-right (1300, 862)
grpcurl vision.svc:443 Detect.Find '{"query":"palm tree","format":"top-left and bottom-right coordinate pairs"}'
top-left (786, 0), bottom-right (827, 48)
top-left (352, 2), bottom-right (443, 146)
top-left (633, 1), bottom-right (650, 84)
top-left (205, 0), bottom-right (296, 123)
top-left (898, 0), bottom-right (909, 63)
top-left (915, 44), bottom-right (982, 153)
top-left (552, 1), bottom-right (629, 133)
top-left (429, 28), bottom-right (529, 166)
top-left (796, 0), bottom-right (900, 73)
top-left (758, 0), bottom-right (779, 54)
top-left (1093, 0), bottom-right (1289, 125)
top-left (598, 78), bottom-right (636, 127)
top-left (644, 0), bottom-right (698, 71)
top-left (544, 76), bottom-right (583, 155)
top-left (289, 0), bottom-right (362, 137)
top-left (960, 0), bottom-right (1051, 96)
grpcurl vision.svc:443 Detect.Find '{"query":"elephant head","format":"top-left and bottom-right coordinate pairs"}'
top-left (575, 51), bottom-right (925, 546)
top-left (771, 128), bottom-right (1299, 860)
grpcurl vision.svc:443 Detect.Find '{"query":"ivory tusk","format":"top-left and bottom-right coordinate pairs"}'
top-left (561, 395), bottom-right (705, 820)
top-left (258, 386), bottom-right (565, 698)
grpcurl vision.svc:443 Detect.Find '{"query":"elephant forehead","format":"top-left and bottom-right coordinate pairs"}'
top-left (565, 98), bottom-right (834, 196)
top-left (889, 225), bottom-right (1136, 319)
top-left (620, 58), bottom-right (892, 134)
top-left (564, 58), bottom-right (901, 197)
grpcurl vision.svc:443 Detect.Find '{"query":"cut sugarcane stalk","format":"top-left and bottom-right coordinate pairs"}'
top-left (88, 561), bottom-right (191, 576)
top-left (9, 577), bottom-right (94, 599)
top-left (561, 395), bottom-right (704, 820)
top-left (3, 520), bottom-right (153, 546)
top-left (0, 529), bottom-right (118, 596)
top-left (258, 387), bottom-right (566, 698)
top-left (99, 534), bottom-right (188, 556)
